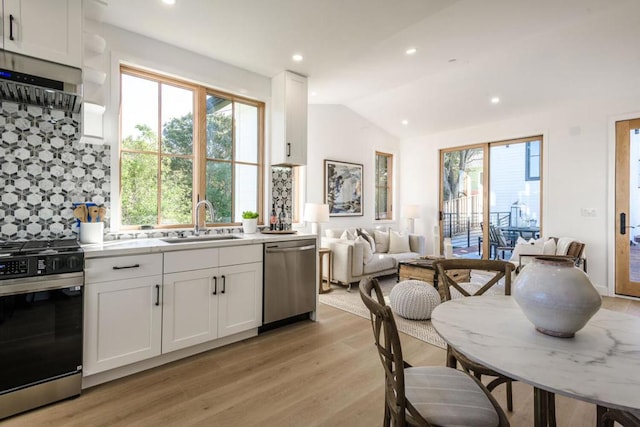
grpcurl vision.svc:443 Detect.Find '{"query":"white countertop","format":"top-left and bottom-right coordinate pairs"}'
top-left (82, 232), bottom-right (316, 258)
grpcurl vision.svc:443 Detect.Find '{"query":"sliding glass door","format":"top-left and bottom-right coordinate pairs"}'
top-left (440, 136), bottom-right (543, 259)
top-left (440, 146), bottom-right (485, 258)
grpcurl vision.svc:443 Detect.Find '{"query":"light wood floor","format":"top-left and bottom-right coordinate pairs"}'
top-left (5, 296), bottom-right (640, 427)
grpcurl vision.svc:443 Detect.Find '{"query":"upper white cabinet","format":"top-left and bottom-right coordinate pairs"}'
top-left (1, 0), bottom-right (82, 68)
top-left (271, 70), bottom-right (308, 166)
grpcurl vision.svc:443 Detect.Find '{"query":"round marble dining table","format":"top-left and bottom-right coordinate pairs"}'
top-left (431, 295), bottom-right (640, 426)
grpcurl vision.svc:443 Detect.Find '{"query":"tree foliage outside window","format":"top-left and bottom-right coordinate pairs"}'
top-left (119, 66), bottom-right (263, 229)
top-left (442, 148), bottom-right (482, 202)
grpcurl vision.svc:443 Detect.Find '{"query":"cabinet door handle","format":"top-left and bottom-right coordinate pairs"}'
top-left (286, 142), bottom-right (291, 157)
top-left (9, 14), bottom-right (15, 41)
top-left (212, 276), bottom-right (217, 295)
top-left (155, 284), bottom-right (160, 306)
top-left (113, 264), bottom-right (140, 270)
top-left (621, 212), bottom-right (627, 235)
top-left (221, 275), bottom-right (226, 294)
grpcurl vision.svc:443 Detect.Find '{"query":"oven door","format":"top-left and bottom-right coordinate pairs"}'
top-left (0, 273), bottom-right (83, 394)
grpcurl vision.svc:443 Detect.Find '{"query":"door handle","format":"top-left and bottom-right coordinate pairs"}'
top-left (155, 284), bottom-right (160, 306)
top-left (212, 276), bottom-right (217, 295)
top-left (221, 275), bottom-right (226, 294)
top-left (621, 212), bottom-right (627, 235)
top-left (9, 14), bottom-right (15, 41)
top-left (113, 264), bottom-right (140, 270)
top-left (287, 142), bottom-right (291, 157)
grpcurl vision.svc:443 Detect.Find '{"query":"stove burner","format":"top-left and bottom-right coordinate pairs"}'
top-left (21, 239), bottom-right (80, 252)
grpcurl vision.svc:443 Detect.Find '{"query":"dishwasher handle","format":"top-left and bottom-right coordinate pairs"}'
top-left (266, 244), bottom-right (316, 253)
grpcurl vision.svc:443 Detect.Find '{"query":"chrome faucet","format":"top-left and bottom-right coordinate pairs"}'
top-left (194, 199), bottom-right (215, 236)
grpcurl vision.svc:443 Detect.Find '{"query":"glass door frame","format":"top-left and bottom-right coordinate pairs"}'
top-left (439, 136), bottom-right (544, 258)
top-left (615, 118), bottom-right (640, 297)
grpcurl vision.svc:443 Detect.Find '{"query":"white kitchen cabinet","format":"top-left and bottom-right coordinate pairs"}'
top-left (84, 254), bottom-right (163, 375)
top-left (1, 0), bottom-right (82, 67)
top-left (271, 70), bottom-right (308, 165)
top-left (84, 245), bottom-right (262, 375)
top-left (84, 274), bottom-right (163, 375)
top-left (162, 268), bottom-right (219, 353)
top-left (218, 262), bottom-right (263, 338)
top-left (161, 245), bottom-right (263, 353)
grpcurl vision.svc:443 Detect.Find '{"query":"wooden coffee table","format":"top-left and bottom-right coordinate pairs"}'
top-left (397, 258), bottom-right (471, 301)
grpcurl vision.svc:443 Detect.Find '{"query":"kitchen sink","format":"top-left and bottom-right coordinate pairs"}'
top-left (161, 235), bottom-right (242, 244)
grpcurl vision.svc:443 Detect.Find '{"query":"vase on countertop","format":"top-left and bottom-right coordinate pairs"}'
top-left (242, 218), bottom-right (258, 234)
top-left (513, 256), bottom-right (601, 338)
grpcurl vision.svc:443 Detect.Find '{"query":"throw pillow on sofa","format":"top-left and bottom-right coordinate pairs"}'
top-left (389, 230), bottom-right (411, 253)
top-left (374, 229), bottom-right (390, 253)
top-left (355, 235), bottom-right (374, 263)
top-left (509, 237), bottom-right (546, 262)
top-left (340, 229), bottom-right (356, 240)
top-left (356, 228), bottom-right (376, 253)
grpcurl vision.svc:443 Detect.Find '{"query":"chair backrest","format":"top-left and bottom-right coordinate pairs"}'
top-left (489, 225), bottom-right (508, 247)
top-left (549, 237), bottom-right (586, 258)
top-left (359, 277), bottom-right (420, 426)
top-left (433, 259), bottom-right (514, 301)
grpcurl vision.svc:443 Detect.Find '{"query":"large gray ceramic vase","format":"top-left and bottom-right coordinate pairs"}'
top-left (513, 256), bottom-right (602, 338)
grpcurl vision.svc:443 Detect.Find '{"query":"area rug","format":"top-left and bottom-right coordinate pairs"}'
top-left (319, 276), bottom-right (446, 349)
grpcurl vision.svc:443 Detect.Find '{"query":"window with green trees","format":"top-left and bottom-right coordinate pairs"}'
top-left (119, 66), bottom-right (264, 229)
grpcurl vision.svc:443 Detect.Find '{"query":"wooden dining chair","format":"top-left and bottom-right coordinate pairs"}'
top-left (597, 406), bottom-right (640, 427)
top-left (359, 277), bottom-right (510, 427)
top-left (433, 259), bottom-right (518, 412)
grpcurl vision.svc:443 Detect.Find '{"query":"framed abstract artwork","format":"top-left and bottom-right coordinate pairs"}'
top-left (324, 159), bottom-right (363, 216)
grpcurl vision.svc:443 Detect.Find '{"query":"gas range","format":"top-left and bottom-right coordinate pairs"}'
top-left (0, 238), bottom-right (84, 279)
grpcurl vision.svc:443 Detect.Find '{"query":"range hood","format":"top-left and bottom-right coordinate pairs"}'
top-left (0, 51), bottom-right (82, 113)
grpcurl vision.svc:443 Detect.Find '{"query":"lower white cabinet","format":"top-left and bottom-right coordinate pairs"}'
top-left (84, 245), bottom-right (263, 376)
top-left (217, 262), bottom-right (263, 338)
top-left (162, 262), bottom-right (262, 353)
top-left (84, 274), bottom-right (162, 375)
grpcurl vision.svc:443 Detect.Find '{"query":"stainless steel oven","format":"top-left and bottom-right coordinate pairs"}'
top-left (0, 239), bottom-right (84, 420)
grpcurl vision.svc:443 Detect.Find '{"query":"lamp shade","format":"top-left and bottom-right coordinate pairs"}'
top-left (403, 204), bottom-right (420, 219)
top-left (304, 203), bottom-right (329, 223)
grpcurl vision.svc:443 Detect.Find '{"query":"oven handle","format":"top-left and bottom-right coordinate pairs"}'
top-left (0, 273), bottom-right (83, 297)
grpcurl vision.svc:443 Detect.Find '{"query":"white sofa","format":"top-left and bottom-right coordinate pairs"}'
top-left (321, 228), bottom-right (425, 290)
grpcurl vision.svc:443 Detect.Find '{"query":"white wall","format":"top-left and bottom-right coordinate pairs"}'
top-left (400, 95), bottom-right (640, 295)
top-left (305, 105), bottom-right (401, 232)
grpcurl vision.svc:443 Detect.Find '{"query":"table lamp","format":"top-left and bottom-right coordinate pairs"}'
top-left (304, 203), bottom-right (330, 236)
top-left (403, 204), bottom-right (420, 234)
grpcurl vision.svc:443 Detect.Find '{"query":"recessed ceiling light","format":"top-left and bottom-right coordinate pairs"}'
top-left (162, 0), bottom-right (175, 5)
top-left (310, 91), bottom-right (317, 97)
top-left (401, 119), bottom-right (409, 125)
top-left (292, 54), bottom-right (304, 62)
top-left (405, 48), bottom-right (417, 55)
top-left (491, 97), bottom-right (500, 104)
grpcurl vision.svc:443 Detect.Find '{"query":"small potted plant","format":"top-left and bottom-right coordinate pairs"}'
top-left (242, 211), bottom-right (259, 234)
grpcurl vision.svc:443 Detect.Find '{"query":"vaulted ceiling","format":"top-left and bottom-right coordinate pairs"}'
top-left (90, 0), bottom-right (640, 139)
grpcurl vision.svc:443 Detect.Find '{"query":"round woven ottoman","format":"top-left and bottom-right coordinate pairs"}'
top-left (389, 280), bottom-right (441, 320)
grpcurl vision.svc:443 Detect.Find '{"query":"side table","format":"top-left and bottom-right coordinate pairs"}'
top-left (318, 248), bottom-right (332, 294)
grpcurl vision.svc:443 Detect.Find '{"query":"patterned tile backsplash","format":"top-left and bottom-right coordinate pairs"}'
top-left (0, 102), bottom-right (111, 241)
top-left (0, 100), bottom-right (296, 241)
top-left (271, 166), bottom-right (293, 229)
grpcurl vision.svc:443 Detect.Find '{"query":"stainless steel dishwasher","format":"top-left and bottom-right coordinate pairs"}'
top-left (262, 239), bottom-right (316, 328)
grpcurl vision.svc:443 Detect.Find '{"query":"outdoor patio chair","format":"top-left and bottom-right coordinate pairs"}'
top-left (359, 277), bottom-right (510, 426)
top-left (479, 224), bottom-right (515, 259)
